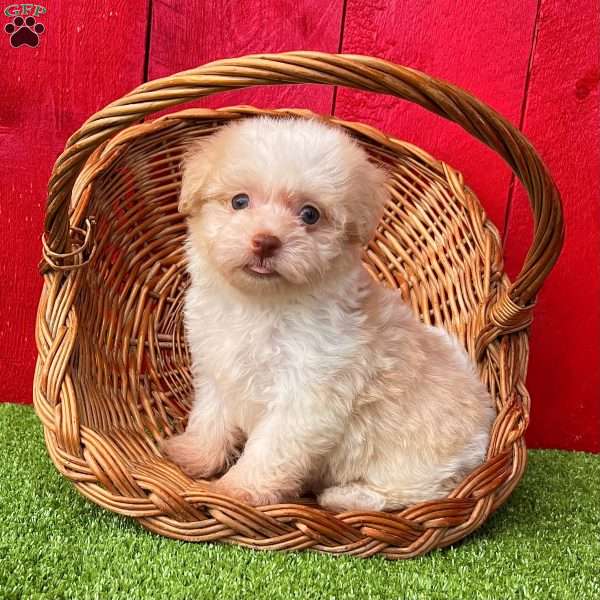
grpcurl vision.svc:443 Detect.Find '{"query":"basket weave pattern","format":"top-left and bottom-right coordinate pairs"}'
top-left (34, 53), bottom-right (563, 558)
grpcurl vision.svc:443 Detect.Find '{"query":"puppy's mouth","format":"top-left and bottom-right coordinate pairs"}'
top-left (243, 264), bottom-right (281, 279)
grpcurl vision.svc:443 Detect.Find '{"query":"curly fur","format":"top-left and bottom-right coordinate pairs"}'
top-left (161, 116), bottom-right (495, 510)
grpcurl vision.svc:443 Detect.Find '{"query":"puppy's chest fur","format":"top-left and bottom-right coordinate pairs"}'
top-left (185, 275), bottom-right (371, 431)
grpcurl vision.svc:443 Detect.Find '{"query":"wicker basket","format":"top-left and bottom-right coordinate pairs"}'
top-left (34, 52), bottom-right (563, 559)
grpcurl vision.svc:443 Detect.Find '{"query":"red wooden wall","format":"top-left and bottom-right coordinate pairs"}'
top-left (0, 1), bottom-right (598, 452)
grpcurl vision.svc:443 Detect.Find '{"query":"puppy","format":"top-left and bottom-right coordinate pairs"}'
top-left (162, 116), bottom-right (495, 511)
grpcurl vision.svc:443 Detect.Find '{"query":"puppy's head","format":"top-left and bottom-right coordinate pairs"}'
top-left (180, 117), bottom-right (387, 294)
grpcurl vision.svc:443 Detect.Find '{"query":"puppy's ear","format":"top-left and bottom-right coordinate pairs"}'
top-left (178, 140), bottom-right (213, 215)
top-left (350, 160), bottom-right (389, 245)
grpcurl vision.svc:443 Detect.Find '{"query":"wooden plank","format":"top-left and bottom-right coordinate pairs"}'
top-left (0, 1), bottom-right (148, 403)
top-left (334, 0), bottom-right (539, 231)
top-left (147, 0), bottom-right (344, 114)
top-left (504, 0), bottom-right (600, 451)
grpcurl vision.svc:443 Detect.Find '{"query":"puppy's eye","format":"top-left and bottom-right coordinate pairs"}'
top-left (299, 205), bottom-right (320, 225)
top-left (232, 193), bottom-right (250, 210)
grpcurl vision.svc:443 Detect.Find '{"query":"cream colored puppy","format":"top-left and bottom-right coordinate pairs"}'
top-left (162, 116), bottom-right (495, 511)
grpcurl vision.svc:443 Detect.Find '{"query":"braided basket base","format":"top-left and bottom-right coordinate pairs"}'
top-left (34, 107), bottom-right (530, 559)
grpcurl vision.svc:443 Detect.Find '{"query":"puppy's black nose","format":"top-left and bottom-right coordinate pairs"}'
top-left (251, 233), bottom-right (281, 258)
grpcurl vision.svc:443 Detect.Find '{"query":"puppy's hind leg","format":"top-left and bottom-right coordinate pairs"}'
top-left (318, 482), bottom-right (395, 512)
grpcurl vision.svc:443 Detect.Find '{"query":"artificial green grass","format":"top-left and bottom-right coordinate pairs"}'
top-left (0, 404), bottom-right (598, 600)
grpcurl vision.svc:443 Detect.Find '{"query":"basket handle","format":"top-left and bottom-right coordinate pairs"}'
top-left (43, 51), bottom-right (563, 345)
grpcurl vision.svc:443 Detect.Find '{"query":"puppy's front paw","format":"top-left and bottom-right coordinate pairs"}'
top-left (209, 476), bottom-right (284, 506)
top-left (318, 484), bottom-right (387, 512)
top-left (160, 433), bottom-right (223, 479)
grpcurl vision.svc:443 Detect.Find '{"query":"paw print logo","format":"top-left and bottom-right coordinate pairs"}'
top-left (4, 16), bottom-right (45, 48)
